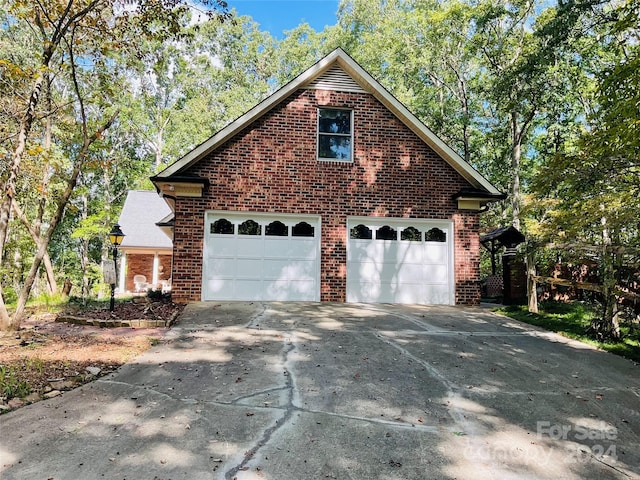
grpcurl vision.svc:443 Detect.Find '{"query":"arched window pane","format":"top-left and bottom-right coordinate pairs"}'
top-left (239, 220), bottom-right (261, 235)
top-left (376, 225), bottom-right (397, 240)
top-left (292, 222), bottom-right (314, 237)
top-left (401, 226), bottom-right (422, 241)
top-left (266, 220), bottom-right (288, 236)
top-left (425, 227), bottom-right (446, 242)
top-left (350, 224), bottom-right (372, 239)
top-left (211, 218), bottom-right (233, 234)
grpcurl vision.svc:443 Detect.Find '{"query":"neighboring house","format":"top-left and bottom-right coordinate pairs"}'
top-left (117, 190), bottom-right (173, 294)
top-left (151, 48), bottom-right (503, 305)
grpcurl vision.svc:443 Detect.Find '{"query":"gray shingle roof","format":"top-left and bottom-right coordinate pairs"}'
top-left (117, 190), bottom-right (172, 249)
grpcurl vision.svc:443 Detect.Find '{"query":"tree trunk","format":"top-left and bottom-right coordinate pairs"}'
top-left (11, 201), bottom-right (58, 294)
top-left (41, 74), bottom-right (57, 294)
top-left (0, 42), bottom-right (56, 330)
top-left (510, 111), bottom-right (522, 231)
top-left (9, 112), bottom-right (118, 329)
top-left (12, 167), bottom-right (83, 326)
top-left (80, 195), bottom-right (90, 298)
top-left (155, 128), bottom-right (164, 169)
top-left (526, 247), bottom-right (538, 314)
top-left (43, 251), bottom-right (58, 295)
top-left (588, 212), bottom-right (621, 340)
top-left (0, 76), bottom-right (47, 328)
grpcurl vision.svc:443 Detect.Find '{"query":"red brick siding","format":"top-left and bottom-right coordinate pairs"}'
top-left (170, 89), bottom-right (481, 304)
top-left (125, 253), bottom-right (172, 292)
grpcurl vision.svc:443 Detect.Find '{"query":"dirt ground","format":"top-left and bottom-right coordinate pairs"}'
top-left (0, 299), bottom-right (183, 413)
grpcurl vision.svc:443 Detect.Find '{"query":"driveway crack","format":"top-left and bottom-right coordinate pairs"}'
top-left (231, 385), bottom-right (289, 406)
top-left (225, 340), bottom-right (296, 479)
top-left (373, 332), bottom-right (484, 432)
top-left (245, 302), bottom-right (267, 329)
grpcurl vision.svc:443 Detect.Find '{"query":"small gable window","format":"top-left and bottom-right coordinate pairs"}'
top-left (318, 108), bottom-right (352, 161)
top-left (211, 218), bottom-right (234, 234)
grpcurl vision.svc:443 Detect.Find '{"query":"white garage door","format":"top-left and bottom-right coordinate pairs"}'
top-left (203, 212), bottom-right (321, 301)
top-left (347, 217), bottom-right (454, 305)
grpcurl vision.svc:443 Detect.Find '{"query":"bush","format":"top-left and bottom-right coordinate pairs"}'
top-left (146, 289), bottom-right (171, 302)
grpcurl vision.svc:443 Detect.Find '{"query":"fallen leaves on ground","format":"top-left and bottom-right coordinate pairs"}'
top-left (0, 299), bottom-right (183, 413)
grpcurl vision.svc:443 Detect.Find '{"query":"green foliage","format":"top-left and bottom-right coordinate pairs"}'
top-left (25, 292), bottom-right (68, 313)
top-left (0, 365), bottom-right (31, 400)
top-left (497, 302), bottom-right (640, 362)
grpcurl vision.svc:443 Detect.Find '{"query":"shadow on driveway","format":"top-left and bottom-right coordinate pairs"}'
top-left (1, 302), bottom-right (638, 479)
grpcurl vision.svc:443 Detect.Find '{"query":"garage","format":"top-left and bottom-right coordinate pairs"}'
top-left (346, 217), bottom-right (454, 305)
top-left (202, 212), bottom-right (321, 301)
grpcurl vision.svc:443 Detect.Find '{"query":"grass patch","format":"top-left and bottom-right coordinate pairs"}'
top-left (0, 364), bottom-right (32, 399)
top-left (496, 302), bottom-right (640, 363)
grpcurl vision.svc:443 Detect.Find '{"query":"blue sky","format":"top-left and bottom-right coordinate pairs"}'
top-left (229, 0), bottom-right (340, 38)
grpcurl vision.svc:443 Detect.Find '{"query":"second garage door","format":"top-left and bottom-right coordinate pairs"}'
top-left (346, 217), bottom-right (454, 305)
top-left (202, 212), bottom-right (321, 301)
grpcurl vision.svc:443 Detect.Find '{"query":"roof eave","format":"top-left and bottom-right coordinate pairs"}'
top-left (150, 175), bottom-right (209, 200)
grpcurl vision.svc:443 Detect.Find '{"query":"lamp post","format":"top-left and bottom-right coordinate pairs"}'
top-left (108, 224), bottom-right (125, 312)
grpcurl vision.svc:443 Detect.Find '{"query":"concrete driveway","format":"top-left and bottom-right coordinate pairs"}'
top-left (1, 302), bottom-right (638, 479)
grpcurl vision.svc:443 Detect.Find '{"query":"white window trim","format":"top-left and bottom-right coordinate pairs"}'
top-left (317, 107), bottom-right (354, 162)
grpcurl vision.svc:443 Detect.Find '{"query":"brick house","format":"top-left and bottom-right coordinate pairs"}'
top-left (117, 190), bottom-right (173, 294)
top-left (151, 48), bottom-right (503, 305)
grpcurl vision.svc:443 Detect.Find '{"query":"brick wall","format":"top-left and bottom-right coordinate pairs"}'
top-left (171, 88), bottom-right (481, 304)
top-left (125, 253), bottom-right (172, 292)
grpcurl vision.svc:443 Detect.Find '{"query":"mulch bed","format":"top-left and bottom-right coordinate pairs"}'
top-left (0, 298), bottom-right (184, 413)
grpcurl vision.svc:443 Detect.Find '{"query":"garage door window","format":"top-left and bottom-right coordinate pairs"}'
top-left (266, 221), bottom-right (288, 236)
top-left (401, 226), bottom-right (422, 241)
top-left (425, 227), bottom-right (446, 242)
top-left (350, 224), bottom-right (372, 239)
top-left (211, 218), bottom-right (234, 234)
top-left (376, 225), bottom-right (397, 240)
top-left (239, 220), bottom-right (261, 235)
top-left (292, 221), bottom-right (315, 237)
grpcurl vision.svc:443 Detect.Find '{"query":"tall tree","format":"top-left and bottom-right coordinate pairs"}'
top-left (331, 0), bottom-right (487, 169)
top-left (0, 0), bottom-right (228, 330)
top-left (121, 11), bottom-right (277, 171)
top-left (529, 0), bottom-right (639, 338)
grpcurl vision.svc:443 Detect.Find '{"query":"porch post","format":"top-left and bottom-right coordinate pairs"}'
top-left (119, 252), bottom-right (127, 293)
top-left (152, 252), bottom-right (160, 288)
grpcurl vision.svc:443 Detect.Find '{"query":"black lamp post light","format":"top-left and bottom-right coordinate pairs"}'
top-left (108, 224), bottom-right (125, 312)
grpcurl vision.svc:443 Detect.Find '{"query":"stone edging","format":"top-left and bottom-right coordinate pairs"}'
top-left (55, 310), bottom-right (181, 328)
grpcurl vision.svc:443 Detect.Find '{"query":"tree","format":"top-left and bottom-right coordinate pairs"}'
top-left (529, 0), bottom-right (639, 339)
top-left (0, 0), bottom-right (228, 330)
top-left (120, 11), bottom-right (277, 171)
top-left (331, 0), bottom-right (487, 169)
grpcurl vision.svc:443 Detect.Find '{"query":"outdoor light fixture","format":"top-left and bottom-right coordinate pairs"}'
top-left (108, 224), bottom-right (125, 311)
top-left (109, 223), bottom-right (125, 247)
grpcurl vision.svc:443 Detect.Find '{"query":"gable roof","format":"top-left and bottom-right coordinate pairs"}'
top-left (153, 48), bottom-right (501, 195)
top-left (118, 190), bottom-right (173, 250)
